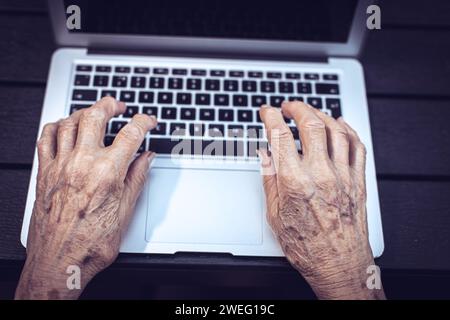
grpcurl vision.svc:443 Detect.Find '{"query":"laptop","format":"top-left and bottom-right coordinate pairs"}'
top-left (21, 0), bottom-right (384, 257)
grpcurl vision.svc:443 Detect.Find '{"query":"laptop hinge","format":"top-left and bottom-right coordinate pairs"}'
top-left (87, 47), bottom-right (328, 63)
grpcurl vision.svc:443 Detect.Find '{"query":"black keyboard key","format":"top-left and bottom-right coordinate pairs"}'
top-left (205, 79), bottom-right (220, 91)
top-left (187, 78), bottom-right (202, 90)
top-left (138, 139), bottom-right (146, 153)
top-left (70, 104), bottom-right (90, 114)
top-left (267, 72), bottom-right (282, 79)
top-left (76, 65), bottom-right (92, 72)
top-left (307, 97), bottom-right (323, 109)
top-left (248, 71), bottom-right (263, 78)
top-left (191, 69), bottom-right (206, 76)
top-left (170, 123), bottom-right (187, 135)
top-left (270, 96), bottom-right (284, 108)
top-left (214, 94), bottom-right (229, 106)
top-left (233, 95), bottom-right (248, 107)
top-left (251, 95), bottom-right (267, 107)
top-left (316, 83), bottom-right (340, 95)
top-left (101, 90), bottom-right (116, 98)
top-left (153, 68), bottom-right (169, 75)
top-left (115, 66), bottom-right (130, 73)
top-left (172, 68), bottom-right (188, 75)
top-left (93, 75), bottom-right (109, 87)
top-left (151, 122), bottom-right (167, 135)
top-left (261, 81), bottom-right (275, 93)
top-left (256, 111), bottom-right (262, 123)
top-left (139, 91), bottom-right (154, 103)
top-left (289, 126), bottom-right (300, 140)
top-left (247, 140), bottom-right (269, 158)
top-left (134, 67), bottom-right (149, 74)
top-left (210, 70), bottom-right (225, 77)
top-left (181, 108), bottom-right (196, 120)
top-left (247, 125), bottom-right (264, 139)
top-left (305, 73), bottom-right (319, 80)
top-left (161, 107), bottom-right (177, 119)
top-left (123, 106), bottom-right (138, 118)
top-left (72, 89), bottom-right (97, 101)
top-left (196, 94), bottom-right (210, 105)
top-left (286, 72), bottom-right (301, 79)
top-left (288, 96), bottom-right (304, 102)
top-left (219, 109), bottom-right (234, 121)
top-left (131, 76), bottom-right (146, 88)
top-left (200, 109), bottom-right (215, 121)
top-left (158, 92), bottom-right (173, 104)
top-left (279, 82), bottom-right (294, 93)
top-left (229, 70), bottom-right (244, 77)
top-left (297, 82), bottom-right (312, 94)
top-left (323, 74), bottom-right (338, 81)
top-left (190, 123), bottom-right (205, 136)
top-left (112, 76), bottom-right (128, 87)
top-left (228, 125), bottom-right (244, 138)
top-left (74, 74), bottom-right (90, 86)
top-left (168, 78), bottom-right (183, 90)
top-left (225, 140), bottom-right (245, 157)
top-left (208, 124), bottom-right (225, 137)
top-left (177, 92), bottom-right (192, 105)
top-left (224, 80), bottom-right (238, 91)
top-left (238, 110), bottom-right (253, 122)
top-left (149, 138), bottom-right (182, 154)
top-left (143, 106), bottom-right (158, 117)
top-left (242, 81), bottom-right (257, 92)
top-left (95, 65), bottom-right (111, 72)
top-left (325, 98), bottom-right (342, 118)
top-left (110, 121), bottom-right (128, 134)
top-left (120, 91), bottom-right (135, 102)
top-left (104, 135), bottom-right (114, 147)
top-left (149, 77), bottom-right (165, 89)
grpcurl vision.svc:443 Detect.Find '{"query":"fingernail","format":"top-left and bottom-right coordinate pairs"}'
top-left (117, 101), bottom-right (126, 110)
top-left (261, 104), bottom-right (270, 108)
top-left (149, 115), bottom-right (157, 122)
top-left (281, 100), bottom-right (290, 106)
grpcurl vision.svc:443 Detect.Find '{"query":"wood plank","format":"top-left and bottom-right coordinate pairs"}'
top-left (381, 0), bottom-right (450, 27)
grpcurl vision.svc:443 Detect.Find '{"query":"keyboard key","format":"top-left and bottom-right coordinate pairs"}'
top-left (74, 75), bottom-right (90, 86)
top-left (131, 76), bottom-right (146, 88)
top-left (305, 73), bottom-right (319, 80)
top-left (143, 106), bottom-right (158, 117)
top-left (270, 96), bottom-right (284, 108)
top-left (93, 75), bottom-right (109, 87)
top-left (247, 140), bottom-right (268, 158)
top-left (172, 68), bottom-right (188, 75)
top-left (190, 123), bottom-right (205, 136)
top-left (256, 111), bottom-right (262, 123)
top-left (170, 123), bottom-right (187, 135)
top-left (289, 126), bottom-right (300, 140)
top-left (168, 78), bottom-right (183, 90)
top-left (214, 94), bottom-right (229, 106)
top-left (248, 71), bottom-right (263, 78)
top-left (191, 69), bottom-right (207, 76)
top-left (307, 97), bottom-right (323, 109)
top-left (205, 79), bottom-right (220, 91)
top-left (325, 98), bottom-right (342, 118)
top-left (267, 72), bottom-right (282, 79)
top-left (219, 109), bottom-right (234, 121)
top-left (210, 70), bottom-right (225, 77)
top-left (115, 66), bottom-right (130, 73)
top-left (112, 76), bottom-right (128, 87)
top-left (238, 110), bottom-right (253, 122)
top-left (261, 81), bottom-right (275, 93)
top-left (323, 74), bottom-right (339, 81)
top-left (286, 72), bottom-right (301, 79)
top-left (120, 91), bottom-right (135, 102)
top-left (225, 140), bottom-right (245, 157)
top-left (134, 67), bottom-right (150, 74)
top-left (200, 109), bottom-right (215, 121)
top-left (233, 95), bottom-right (248, 107)
top-left (151, 122), bottom-right (167, 135)
top-left (208, 124), bottom-right (225, 137)
top-left (123, 106), bottom-right (138, 118)
top-left (177, 92), bottom-right (192, 105)
top-left (72, 89), bottom-right (97, 101)
top-left (95, 65), bottom-right (111, 72)
top-left (101, 90), bottom-right (116, 98)
top-left (251, 95), bottom-right (267, 107)
top-left (228, 125), bottom-right (244, 138)
top-left (288, 96), bottom-right (304, 102)
top-left (149, 77), bottom-right (165, 89)
top-left (247, 125), bottom-right (264, 139)
top-left (70, 104), bottom-right (90, 114)
top-left (297, 82), bottom-right (312, 94)
top-left (242, 81), bottom-right (257, 92)
top-left (153, 68), bottom-right (169, 75)
top-left (315, 83), bottom-right (340, 95)
top-left (187, 78), bottom-right (202, 90)
top-left (104, 135), bottom-right (114, 147)
top-left (279, 82), bottom-right (294, 93)
top-left (149, 138), bottom-right (182, 154)
top-left (224, 80), bottom-right (238, 91)
top-left (138, 139), bottom-right (146, 153)
top-left (110, 121), bottom-right (128, 134)
top-left (181, 108), bottom-right (196, 120)
top-left (158, 92), bottom-right (173, 104)
top-left (139, 91), bottom-right (154, 103)
top-left (196, 94), bottom-right (210, 105)
top-left (229, 70), bottom-right (244, 77)
top-left (161, 107), bottom-right (177, 119)
top-left (76, 65), bottom-right (92, 72)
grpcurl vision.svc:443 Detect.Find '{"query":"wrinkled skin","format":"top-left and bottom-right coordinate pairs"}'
top-left (259, 101), bottom-right (385, 299)
top-left (15, 97), bottom-right (157, 299)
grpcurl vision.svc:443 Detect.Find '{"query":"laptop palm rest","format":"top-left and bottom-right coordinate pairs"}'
top-left (145, 167), bottom-right (263, 246)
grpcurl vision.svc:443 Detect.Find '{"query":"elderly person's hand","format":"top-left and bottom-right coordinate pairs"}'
top-left (259, 101), bottom-right (385, 300)
top-left (15, 97), bottom-right (157, 299)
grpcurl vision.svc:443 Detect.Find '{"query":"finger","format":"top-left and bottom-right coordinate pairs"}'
top-left (56, 110), bottom-right (83, 157)
top-left (259, 105), bottom-right (300, 176)
top-left (118, 151), bottom-right (155, 233)
top-left (338, 118), bottom-right (366, 176)
top-left (257, 149), bottom-right (280, 230)
top-left (281, 101), bottom-right (328, 161)
top-left (76, 97), bottom-right (126, 149)
top-left (37, 121), bottom-right (59, 164)
top-left (109, 114), bottom-right (157, 169)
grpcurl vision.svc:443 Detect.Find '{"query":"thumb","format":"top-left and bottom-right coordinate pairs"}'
top-left (257, 149), bottom-right (280, 230)
top-left (118, 151), bottom-right (155, 231)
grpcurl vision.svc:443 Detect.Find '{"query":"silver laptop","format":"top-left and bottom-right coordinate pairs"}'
top-left (21, 0), bottom-right (384, 257)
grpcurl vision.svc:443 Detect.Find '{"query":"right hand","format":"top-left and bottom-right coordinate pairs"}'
top-left (259, 101), bottom-right (385, 300)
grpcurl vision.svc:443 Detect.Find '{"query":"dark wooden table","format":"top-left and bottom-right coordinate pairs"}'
top-left (0, 0), bottom-right (449, 299)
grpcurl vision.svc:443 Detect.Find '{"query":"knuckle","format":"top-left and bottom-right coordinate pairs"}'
top-left (118, 124), bottom-right (142, 143)
top-left (82, 107), bottom-right (106, 122)
top-left (301, 118), bottom-right (325, 131)
top-left (99, 96), bottom-right (116, 106)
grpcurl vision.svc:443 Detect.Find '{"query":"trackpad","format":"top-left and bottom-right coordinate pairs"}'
top-left (145, 168), bottom-right (263, 245)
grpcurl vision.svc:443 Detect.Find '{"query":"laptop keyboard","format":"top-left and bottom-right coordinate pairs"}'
top-left (70, 62), bottom-right (342, 159)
